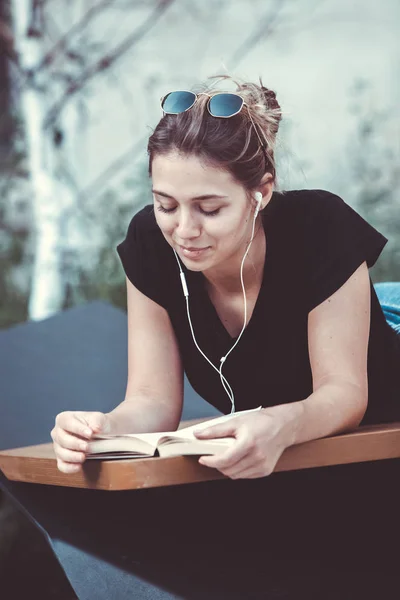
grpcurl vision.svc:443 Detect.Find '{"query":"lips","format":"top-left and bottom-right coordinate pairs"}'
top-left (181, 246), bottom-right (208, 251)
top-left (178, 245), bottom-right (210, 258)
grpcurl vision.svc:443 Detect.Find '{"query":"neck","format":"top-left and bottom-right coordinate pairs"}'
top-left (203, 221), bottom-right (266, 297)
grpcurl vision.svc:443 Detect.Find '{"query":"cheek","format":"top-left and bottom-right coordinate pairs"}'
top-left (211, 219), bottom-right (243, 244)
top-left (155, 214), bottom-right (173, 237)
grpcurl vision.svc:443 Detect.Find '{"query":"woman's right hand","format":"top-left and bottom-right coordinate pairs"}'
top-left (51, 411), bottom-right (112, 473)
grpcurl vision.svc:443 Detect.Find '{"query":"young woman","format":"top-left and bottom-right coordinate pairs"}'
top-left (51, 75), bottom-right (400, 478)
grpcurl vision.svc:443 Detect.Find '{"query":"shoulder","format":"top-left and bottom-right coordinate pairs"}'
top-left (277, 188), bottom-right (388, 271)
top-left (127, 204), bottom-right (161, 236)
top-left (117, 204), bottom-right (176, 304)
top-left (117, 203), bottom-right (170, 264)
top-left (273, 188), bottom-right (346, 212)
top-left (271, 188), bottom-right (354, 229)
top-left (122, 203), bottom-right (168, 251)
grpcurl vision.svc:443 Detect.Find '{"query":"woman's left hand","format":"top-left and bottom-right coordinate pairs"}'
top-left (193, 406), bottom-right (296, 479)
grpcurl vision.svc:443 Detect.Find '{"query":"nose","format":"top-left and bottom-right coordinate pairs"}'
top-left (174, 209), bottom-right (201, 240)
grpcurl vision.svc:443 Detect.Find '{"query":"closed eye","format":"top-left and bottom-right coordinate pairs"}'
top-left (156, 205), bottom-right (220, 217)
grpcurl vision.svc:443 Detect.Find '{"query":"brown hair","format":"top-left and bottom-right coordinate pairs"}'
top-left (147, 74), bottom-right (283, 193)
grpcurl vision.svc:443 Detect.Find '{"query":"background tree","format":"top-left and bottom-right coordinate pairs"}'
top-left (8, 0), bottom-right (175, 322)
top-left (347, 78), bottom-right (400, 282)
top-left (0, 0), bottom-right (29, 327)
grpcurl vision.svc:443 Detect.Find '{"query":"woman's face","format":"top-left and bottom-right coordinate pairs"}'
top-left (151, 151), bottom-right (260, 273)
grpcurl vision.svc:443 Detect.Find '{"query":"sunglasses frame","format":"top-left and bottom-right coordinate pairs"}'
top-left (160, 90), bottom-right (267, 156)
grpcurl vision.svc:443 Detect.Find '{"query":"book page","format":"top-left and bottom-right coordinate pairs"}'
top-left (158, 438), bottom-right (235, 458)
top-left (157, 406), bottom-right (262, 445)
top-left (92, 431), bottom-right (167, 447)
top-left (92, 406), bottom-right (262, 447)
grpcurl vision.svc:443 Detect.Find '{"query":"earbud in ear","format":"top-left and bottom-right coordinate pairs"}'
top-left (254, 191), bottom-right (263, 216)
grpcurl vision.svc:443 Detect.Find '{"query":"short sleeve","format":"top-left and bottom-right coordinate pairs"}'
top-left (304, 190), bottom-right (388, 313)
top-left (116, 208), bottom-right (168, 309)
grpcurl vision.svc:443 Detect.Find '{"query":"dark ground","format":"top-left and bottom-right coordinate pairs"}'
top-left (1, 486), bottom-right (399, 600)
top-left (0, 491), bottom-right (77, 599)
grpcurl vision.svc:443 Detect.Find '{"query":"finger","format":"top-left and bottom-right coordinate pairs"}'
top-left (198, 429), bottom-right (251, 469)
top-left (62, 417), bottom-right (93, 439)
top-left (53, 412), bottom-right (93, 439)
top-left (53, 441), bottom-right (86, 465)
top-left (199, 442), bottom-right (249, 470)
top-left (228, 458), bottom-right (277, 480)
top-left (53, 430), bottom-right (89, 452)
top-left (228, 465), bottom-right (271, 480)
top-left (194, 421), bottom-right (237, 440)
top-left (57, 459), bottom-right (82, 474)
top-left (79, 412), bottom-right (108, 434)
top-left (221, 455), bottom-right (263, 478)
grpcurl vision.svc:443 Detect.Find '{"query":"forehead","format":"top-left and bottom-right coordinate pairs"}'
top-left (151, 151), bottom-right (237, 193)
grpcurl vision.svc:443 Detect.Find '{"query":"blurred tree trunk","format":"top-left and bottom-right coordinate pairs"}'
top-left (11, 0), bottom-right (68, 320)
top-left (0, 0), bottom-right (13, 165)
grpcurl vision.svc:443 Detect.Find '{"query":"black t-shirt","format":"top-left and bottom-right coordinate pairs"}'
top-left (117, 189), bottom-right (400, 426)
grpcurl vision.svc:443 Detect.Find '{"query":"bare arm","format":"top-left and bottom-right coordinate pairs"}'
top-left (52, 277), bottom-right (184, 472)
top-left (105, 393), bottom-right (182, 435)
top-left (271, 379), bottom-right (368, 450)
top-left (275, 261), bottom-right (371, 447)
top-left (105, 276), bottom-right (184, 434)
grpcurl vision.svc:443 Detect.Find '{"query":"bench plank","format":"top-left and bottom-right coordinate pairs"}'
top-left (0, 421), bottom-right (399, 491)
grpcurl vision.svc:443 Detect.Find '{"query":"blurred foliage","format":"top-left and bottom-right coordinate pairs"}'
top-left (61, 159), bottom-right (152, 314)
top-left (0, 0), bottom-right (29, 327)
top-left (1, 77), bottom-right (399, 331)
top-left (348, 78), bottom-right (400, 282)
top-left (1, 126), bottom-right (151, 329)
top-left (0, 230), bottom-right (29, 328)
top-left (0, 108), bottom-right (30, 328)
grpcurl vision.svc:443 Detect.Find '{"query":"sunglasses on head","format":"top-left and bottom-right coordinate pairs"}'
top-left (160, 90), bottom-right (267, 157)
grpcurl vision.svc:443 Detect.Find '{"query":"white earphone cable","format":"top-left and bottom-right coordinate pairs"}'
top-left (173, 195), bottom-right (261, 413)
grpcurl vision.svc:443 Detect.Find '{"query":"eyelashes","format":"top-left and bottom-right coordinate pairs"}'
top-left (156, 205), bottom-right (220, 217)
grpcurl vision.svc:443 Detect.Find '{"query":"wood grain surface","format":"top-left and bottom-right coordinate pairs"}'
top-left (1, 421), bottom-right (399, 491)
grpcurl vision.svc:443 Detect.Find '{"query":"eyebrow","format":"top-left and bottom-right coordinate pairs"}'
top-left (152, 189), bottom-right (228, 201)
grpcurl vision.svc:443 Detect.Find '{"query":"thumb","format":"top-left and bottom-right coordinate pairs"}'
top-left (194, 421), bottom-right (237, 439)
top-left (77, 412), bottom-right (110, 436)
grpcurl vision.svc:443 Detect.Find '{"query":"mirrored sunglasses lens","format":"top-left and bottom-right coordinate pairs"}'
top-left (162, 91), bottom-right (196, 114)
top-left (209, 93), bottom-right (243, 117)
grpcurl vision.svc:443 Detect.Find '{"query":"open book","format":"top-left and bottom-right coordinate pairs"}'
top-left (87, 407), bottom-right (262, 460)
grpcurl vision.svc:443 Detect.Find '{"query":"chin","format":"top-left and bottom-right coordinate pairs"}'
top-left (175, 245), bottom-right (215, 270)
top-left (181, 258), bottom-right (208, 271)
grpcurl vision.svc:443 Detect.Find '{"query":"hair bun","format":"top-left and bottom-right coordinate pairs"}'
top-left (260, 86), bottom-right (282, 122)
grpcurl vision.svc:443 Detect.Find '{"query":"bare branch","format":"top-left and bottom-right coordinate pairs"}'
top-left (36, 0), bottom-right (117, 73)
top-left (43, 0), bottom-right (175, 129)
top-left (76, 134), bottom-right (148, 206)
top-left (27, 0), bottom-right (46, 38)
top-left (0, 18), bottom-right (17, 60)
top-left (228, 0), bottom-right (287, 70)
top-left (104, 68), bottom-right (136, 132)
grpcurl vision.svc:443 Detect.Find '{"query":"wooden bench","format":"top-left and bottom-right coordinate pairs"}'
top-left (1, 419), bottom-right (399, 491)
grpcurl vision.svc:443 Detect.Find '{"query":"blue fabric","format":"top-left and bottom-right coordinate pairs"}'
top-left (374, 282), bottom-right (400, 335)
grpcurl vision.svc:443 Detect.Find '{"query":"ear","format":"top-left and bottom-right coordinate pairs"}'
top-left (254, 173), bottom-right (274, 211)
